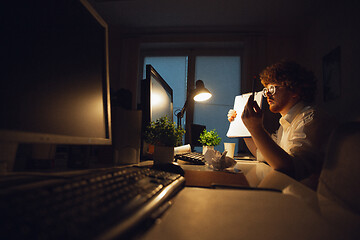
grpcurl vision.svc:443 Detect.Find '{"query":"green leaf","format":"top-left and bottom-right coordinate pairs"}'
top-left (199, 129), bottom-right (221, 146)
top-left (143, 116), bottom-right (185, 147)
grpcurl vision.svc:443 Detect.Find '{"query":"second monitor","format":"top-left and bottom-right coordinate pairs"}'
top-left (140, 65), bottom-right (174, 159)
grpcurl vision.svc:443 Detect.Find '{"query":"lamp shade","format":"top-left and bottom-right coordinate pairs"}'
top-left (176, 79), bottom-right (212, 129)
top-left (193, 80), bottom-right (212, 102)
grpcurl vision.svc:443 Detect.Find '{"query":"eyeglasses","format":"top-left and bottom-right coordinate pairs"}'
top-left (262, 85), bottom-right (284, 97)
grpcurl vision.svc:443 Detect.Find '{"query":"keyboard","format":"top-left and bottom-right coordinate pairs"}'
top-left (0, 166), bottom-right (185, 240)
top-left (175, 152), bottom-right (205, 165)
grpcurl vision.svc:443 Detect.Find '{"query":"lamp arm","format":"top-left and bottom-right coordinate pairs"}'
top-left (176, 97), bottom-right (189, 128)
top-left (176, 80), bottom-right (211, 129)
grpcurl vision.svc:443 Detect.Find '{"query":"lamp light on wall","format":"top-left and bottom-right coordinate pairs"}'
top-left (176, 80), bottom-right (212, 128)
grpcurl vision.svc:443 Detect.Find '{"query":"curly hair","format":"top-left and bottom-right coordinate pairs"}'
top-left (259, 60), bottom-right (317, 103)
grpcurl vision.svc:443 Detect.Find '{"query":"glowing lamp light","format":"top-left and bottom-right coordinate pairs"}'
top-left (192, 80), bottom-right (212, 102)
top-left (177, 80), bottom-right (212, 129)
top-left (194, 92), bottom-right (212, 102)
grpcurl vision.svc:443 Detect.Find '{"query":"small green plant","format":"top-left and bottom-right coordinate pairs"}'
top-left (144, 116), bottom-right (185, 147)
top-left (199, 129), bottom-right (221, 146)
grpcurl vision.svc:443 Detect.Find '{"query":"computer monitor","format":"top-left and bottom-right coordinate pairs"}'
top-left (141, 65), bottom-right (174, 126)
top-left (140, 65), bottom-right (173, 158)
top-left (0, 0), bottom-right (111, 169)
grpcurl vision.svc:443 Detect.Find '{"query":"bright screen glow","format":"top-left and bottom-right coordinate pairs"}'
top-left (151, 76), bottom-right (173, 121)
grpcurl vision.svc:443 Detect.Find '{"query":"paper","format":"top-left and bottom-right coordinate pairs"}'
top-left (226, 91), bottom-right (263, 138)
top-left (203, 149), bottom-right (236, 171)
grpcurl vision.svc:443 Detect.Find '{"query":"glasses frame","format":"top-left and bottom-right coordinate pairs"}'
top-left (262, 85), bottom-right (283, 97)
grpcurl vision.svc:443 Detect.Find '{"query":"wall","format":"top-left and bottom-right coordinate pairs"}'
top-left (107, 28), bottom-right (143, 164)
top-left (108, 28), bottom-right (141, 110)
top-left (301, 0), bottom-right (360, 122)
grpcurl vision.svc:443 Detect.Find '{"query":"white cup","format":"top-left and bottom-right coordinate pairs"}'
top-left (224, 142), bottom-right (235, 158)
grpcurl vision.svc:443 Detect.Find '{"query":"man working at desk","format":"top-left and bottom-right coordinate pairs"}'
top-left (228, 60), bottom-right (334, 189)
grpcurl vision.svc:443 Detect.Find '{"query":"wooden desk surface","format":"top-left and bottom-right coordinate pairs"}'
top-left (139, 159), bottom-right (358, 240)
top-left (140, 159), bottom-right (251, 188)
top-left (184, 169), bottom-right (249, 187)
top-left (141, 187), bottom-right (339, 240)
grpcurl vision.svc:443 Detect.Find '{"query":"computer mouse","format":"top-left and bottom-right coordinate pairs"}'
top-left (152, 162), bottom-right (185, 176)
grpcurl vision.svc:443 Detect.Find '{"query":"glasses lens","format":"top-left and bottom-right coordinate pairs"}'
top-left (269, 85), bottom-right (276, 95)
top-left (262, 85), bottom-right (276, 97)
top-left (262, 88), bottom-right (268, 97)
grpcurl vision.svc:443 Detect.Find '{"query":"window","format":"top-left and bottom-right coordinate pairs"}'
top-left (194, 56), bottom-right (240, 152)
top-left (140, 51), bottom-right (241, 154)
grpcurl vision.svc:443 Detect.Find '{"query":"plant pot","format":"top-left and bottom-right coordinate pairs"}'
top-left (154, 145), bottom-right (174, 164)
top-left (202, 145), bottom-right (214, 155)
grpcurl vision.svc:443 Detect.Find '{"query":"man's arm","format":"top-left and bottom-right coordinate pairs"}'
top-left (241, 97), bottom-right (294, 176)
top-left (243, 138), bottom-right (257, 157)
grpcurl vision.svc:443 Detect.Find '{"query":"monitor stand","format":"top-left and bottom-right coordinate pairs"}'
top-left (0, 142), bottom-right (18, 172)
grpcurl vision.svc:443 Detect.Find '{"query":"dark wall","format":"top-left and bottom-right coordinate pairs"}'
top-left (301, 0), bottom-right (360, 122)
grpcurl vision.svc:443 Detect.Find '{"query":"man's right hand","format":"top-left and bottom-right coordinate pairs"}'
top-left (241, 95), bottom-right (263, 136)
top-left (227, 109), bottom-right (237, 122)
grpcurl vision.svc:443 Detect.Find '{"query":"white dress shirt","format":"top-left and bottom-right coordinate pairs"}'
top-left (257, 102), bottom-right (335, 181)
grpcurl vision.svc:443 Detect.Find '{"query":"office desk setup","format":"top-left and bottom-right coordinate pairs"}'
top-left (139, 158), bottom-right (360, 240)
top-left (1, 155), bottom-right (359, 240)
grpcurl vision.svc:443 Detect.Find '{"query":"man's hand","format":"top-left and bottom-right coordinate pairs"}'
top-left (241, 95), bottom-right (263, 135)
top-left (227, 109), bottom-right (237, 122)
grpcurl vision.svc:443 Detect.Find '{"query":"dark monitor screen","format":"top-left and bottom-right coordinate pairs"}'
top-left (0, 0), bottom-right (111, 145)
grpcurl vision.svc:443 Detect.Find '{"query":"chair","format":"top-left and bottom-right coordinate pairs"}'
top-left (317, 121), bottom-right (360, 214)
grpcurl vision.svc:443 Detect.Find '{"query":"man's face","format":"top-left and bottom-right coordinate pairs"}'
top-left (263, 84), bottom-right (296, 114)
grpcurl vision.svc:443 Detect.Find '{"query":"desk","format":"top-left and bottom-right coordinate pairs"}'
top-left (178, 160), bottom-right (272, 188)
top-left (138, 160), bottom-right (359, 240)
top-left (141, 188), bottom-right (337, 240)
top-left (178, 160), bottom-right (249, 188)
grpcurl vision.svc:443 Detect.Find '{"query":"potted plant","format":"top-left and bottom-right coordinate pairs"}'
top-left (199, 129), bottom-right (222, 154)
top-left (144, 116), bottom-right (185, 163)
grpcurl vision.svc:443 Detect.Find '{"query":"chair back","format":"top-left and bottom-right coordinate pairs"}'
top-left (317, 121), bottom-right (360, 214)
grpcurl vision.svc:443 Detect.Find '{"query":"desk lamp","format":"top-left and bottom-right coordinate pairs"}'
top-left (176, 80), bottom-right (212, 129)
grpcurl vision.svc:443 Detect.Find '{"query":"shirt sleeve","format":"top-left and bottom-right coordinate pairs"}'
top-left (256, 131), bottom-right (278, 163)
top-left (288, 110), bottom-right (331, 180)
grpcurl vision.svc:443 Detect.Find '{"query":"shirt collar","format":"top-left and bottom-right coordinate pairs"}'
top-left (279, 102), bottom-right (305, 129)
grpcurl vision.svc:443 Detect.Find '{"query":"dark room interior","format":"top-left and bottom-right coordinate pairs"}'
top-left (1, 0), bottom-right (360, 239)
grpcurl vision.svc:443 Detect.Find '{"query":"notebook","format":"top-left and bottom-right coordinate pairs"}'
top-left (226, 92), bottom-right (263, 138)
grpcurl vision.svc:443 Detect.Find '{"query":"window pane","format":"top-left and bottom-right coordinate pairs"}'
top-left (144, 56), bottom-right (187, 122)
top-left (194, 56), bottom-right (241, 153)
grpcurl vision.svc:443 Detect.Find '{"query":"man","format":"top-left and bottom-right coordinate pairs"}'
top-left (228, 60), bottom-right (335, 188)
